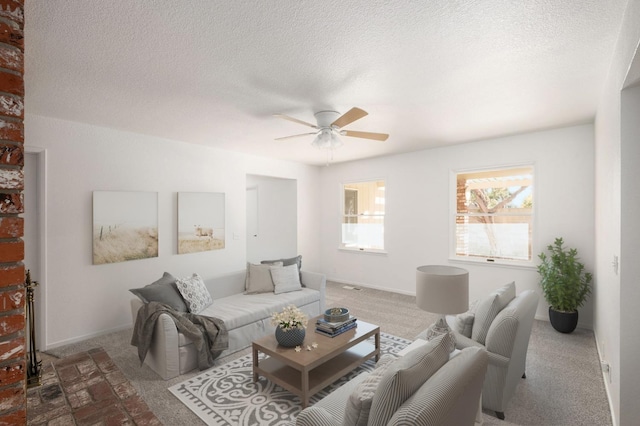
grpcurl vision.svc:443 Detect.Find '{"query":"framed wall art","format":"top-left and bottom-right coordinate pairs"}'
top-left (178, 192), bottom-right (225, 254)
top-left (92, 191), bottom-right (158, 265)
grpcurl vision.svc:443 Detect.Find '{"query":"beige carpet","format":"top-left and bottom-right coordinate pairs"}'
top-left (45, 281), bottom-right (612, 425)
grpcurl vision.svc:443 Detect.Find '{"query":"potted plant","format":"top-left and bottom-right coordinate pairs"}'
top-left (537, 237), bottom-right (592, 333)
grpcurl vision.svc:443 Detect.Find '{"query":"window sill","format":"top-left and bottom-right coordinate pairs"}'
top-left (448, 257), bottom-right (537, 271)
top-left (339, 247), bottom-right (388, 256)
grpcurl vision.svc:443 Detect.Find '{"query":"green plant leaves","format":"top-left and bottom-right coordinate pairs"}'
top-left (537, 237), bottom-right (592, 312)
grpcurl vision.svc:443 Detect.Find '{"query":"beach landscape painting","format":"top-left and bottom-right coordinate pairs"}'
top-left (92, 191), bottom-right (158, 265)
top-left (178, 192), bottom-right (225, 254)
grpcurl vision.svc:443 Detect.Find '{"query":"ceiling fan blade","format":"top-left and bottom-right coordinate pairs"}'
top-left (274, 132), bottom-right (317, 141)
top-left (274, 113), bottom-right (317, 129)
top-left (331, 107), bottom-right (368, 128)
top-left (342, 130), bottom-right (389, 141)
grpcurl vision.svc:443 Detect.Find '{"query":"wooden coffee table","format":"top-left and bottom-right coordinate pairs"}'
top-left (252, 316), bottom-right (380, 408)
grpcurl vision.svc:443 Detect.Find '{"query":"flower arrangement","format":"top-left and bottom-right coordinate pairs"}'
top-left (271, 305), bottom-right (308, 331)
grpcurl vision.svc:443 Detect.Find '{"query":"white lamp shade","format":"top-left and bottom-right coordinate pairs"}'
top-left (416, 265), bottom-right (469, 315)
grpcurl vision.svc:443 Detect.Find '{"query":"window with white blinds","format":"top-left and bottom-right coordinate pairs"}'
top-left (341, 180), bottom-right (385, 251)
top-left (454, 166), bottom-right (534, 263)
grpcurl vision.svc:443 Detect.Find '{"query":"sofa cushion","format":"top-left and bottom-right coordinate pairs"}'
top-left (368, 333), bottom-right (451, 426)
top-left (175, 273), bottom-right (213, 314)
top-left (245, 262), bottom-right (282, 294)
top-left (271, 264), bottom-right (302, 295)
top-left (196, 288), bottom-right (320, 332)
top-left (262, 255), bottom-right (303, 285)
top-left (472, 281), bottom-right (515, 345)
top-left (343, 354), bottom-right (397, 426)
top-left (261, 255), bottom-right (302, 271)
top-left (129, 272), bottom-right (188, 312)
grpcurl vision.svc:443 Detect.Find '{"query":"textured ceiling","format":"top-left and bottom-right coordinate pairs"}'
top-left (25, 1), bottom-right (628, 165)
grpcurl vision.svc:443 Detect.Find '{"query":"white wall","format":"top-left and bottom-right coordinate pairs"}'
top-left (25, 114), bottom-right (321, 349)
top-left (319, 124), bottom-right (595, 326)
top-left (620, 81), bottom-right (640, 426)
top-left (594, 1), bottom-right (640, 425)
top-left (246, 174), bottom-right (297, 263)
top-left (594, 1), bottom-right (640, 423)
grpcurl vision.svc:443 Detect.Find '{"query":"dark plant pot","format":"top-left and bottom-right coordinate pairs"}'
top-left (549, 307), bottom-right (578, 333)
top-left (275, 326), bottom-right (306, 347)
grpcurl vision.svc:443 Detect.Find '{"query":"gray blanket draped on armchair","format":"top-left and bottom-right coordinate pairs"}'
top-left (131, 301), bottom-right (229, 371)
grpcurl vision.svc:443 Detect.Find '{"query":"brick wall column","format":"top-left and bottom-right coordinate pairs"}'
top-left (0, 0), bottom-right (25, 424)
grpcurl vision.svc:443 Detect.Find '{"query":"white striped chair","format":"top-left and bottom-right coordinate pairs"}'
top-left (295, 344), bottom-right (488, 426)
top-left (444, 289), bottom-right (539, 420)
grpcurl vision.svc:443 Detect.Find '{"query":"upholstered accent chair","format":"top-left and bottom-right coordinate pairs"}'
top-left (295, 333), bottom-right (488, 426)
top-left (420, 283), bottom-right (539, 420)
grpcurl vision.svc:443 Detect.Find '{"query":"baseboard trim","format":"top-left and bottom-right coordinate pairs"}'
top-left (44, 322), bottom-right (132, 351)
top-left (593, 329), bottom-right (617, 426)
top-left (326, 277), bottom-right (415, 297)
top-left (530, 314), bottom-right (593, 331)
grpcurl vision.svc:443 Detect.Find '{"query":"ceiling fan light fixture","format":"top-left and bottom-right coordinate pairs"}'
top-left (311, 128), bottom-right (343, 150)
top-left (329, 131), bottom-right (343, 149)
top-left (274, 107), bottom-right (386, 164)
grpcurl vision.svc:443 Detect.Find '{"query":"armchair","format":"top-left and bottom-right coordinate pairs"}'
top-left (418, 285), bottom-right (539, 420)
top-left (295, 344), bottom-right (488, 426)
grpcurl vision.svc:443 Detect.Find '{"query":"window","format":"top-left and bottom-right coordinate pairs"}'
top-left (341, 180), bottom-right (385, 251)
top-left (454, 166), bottom-right (534, 263)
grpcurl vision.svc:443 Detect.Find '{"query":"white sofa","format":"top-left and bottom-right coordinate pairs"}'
top-left (130, 269), bottom-right (326, 379)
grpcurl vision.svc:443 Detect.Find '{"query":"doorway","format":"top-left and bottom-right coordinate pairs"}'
top-left (246, 175), bottom-right (297, 263)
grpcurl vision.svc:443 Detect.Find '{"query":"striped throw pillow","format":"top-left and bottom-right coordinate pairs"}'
top-left (368, 333), bottom-right (451, 426)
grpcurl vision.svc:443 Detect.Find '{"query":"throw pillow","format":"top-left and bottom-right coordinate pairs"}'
top-left (471, 281), bottom-right (516, 345)
top-left (271, 264), bottom-right (302, 295)
top-left (451, 299), bottom-right (477, 338)
top-left (245, 262), bottom-right (282, 294)
top-left (129, 272), bottom-right (188, 312)
top-left (343, 354), bottom-right (397, 426)
top-left (261, 255), bottom-right (301, 271)
top-left (261, 255), bottom-right (303, 284)
top-left (175, 273), bottom-right (213, 314)
top-left (454, 311), bottom-right (475, 338)
top-left (368, 333), bottom-right (451, 426)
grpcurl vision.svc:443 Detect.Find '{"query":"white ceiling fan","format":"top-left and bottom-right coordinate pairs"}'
top-left (274, 107), bottom-right (389, 151)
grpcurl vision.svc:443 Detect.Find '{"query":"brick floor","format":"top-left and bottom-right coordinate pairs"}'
top-left (27, 348), bottom-right (160, 426)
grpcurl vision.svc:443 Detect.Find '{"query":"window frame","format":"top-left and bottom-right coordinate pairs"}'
top-left (339, 178), bottom-right (387, 254)
top-left (449, 163), bottom-right (537, 269)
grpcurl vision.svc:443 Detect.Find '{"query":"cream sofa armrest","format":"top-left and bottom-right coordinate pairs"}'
top-left (453, 330), bottom-right (484, 350)
top-left (454, 330), bottom-right (508, 366)
top-left (448, 322), bottom-right (509, 368)
top-left (486, 350), bottom-right (510, 368)
top-left (296, 407), bottom-right (340, 426)
top-left (300, 270), bottom-right (326, 312)
top-left (130, 298), bottom-right (181, 380)
top-left (130, 298), bottom-right (143, 324)
top-left (145, 312), bottom-right (181, 380)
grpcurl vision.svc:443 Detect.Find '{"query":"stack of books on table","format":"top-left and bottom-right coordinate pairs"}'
top-left (315, 316), bottom-right (357, 337)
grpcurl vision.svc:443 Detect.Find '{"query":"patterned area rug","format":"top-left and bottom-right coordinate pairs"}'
top-left (169, 333), bottom-right (411, 426)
